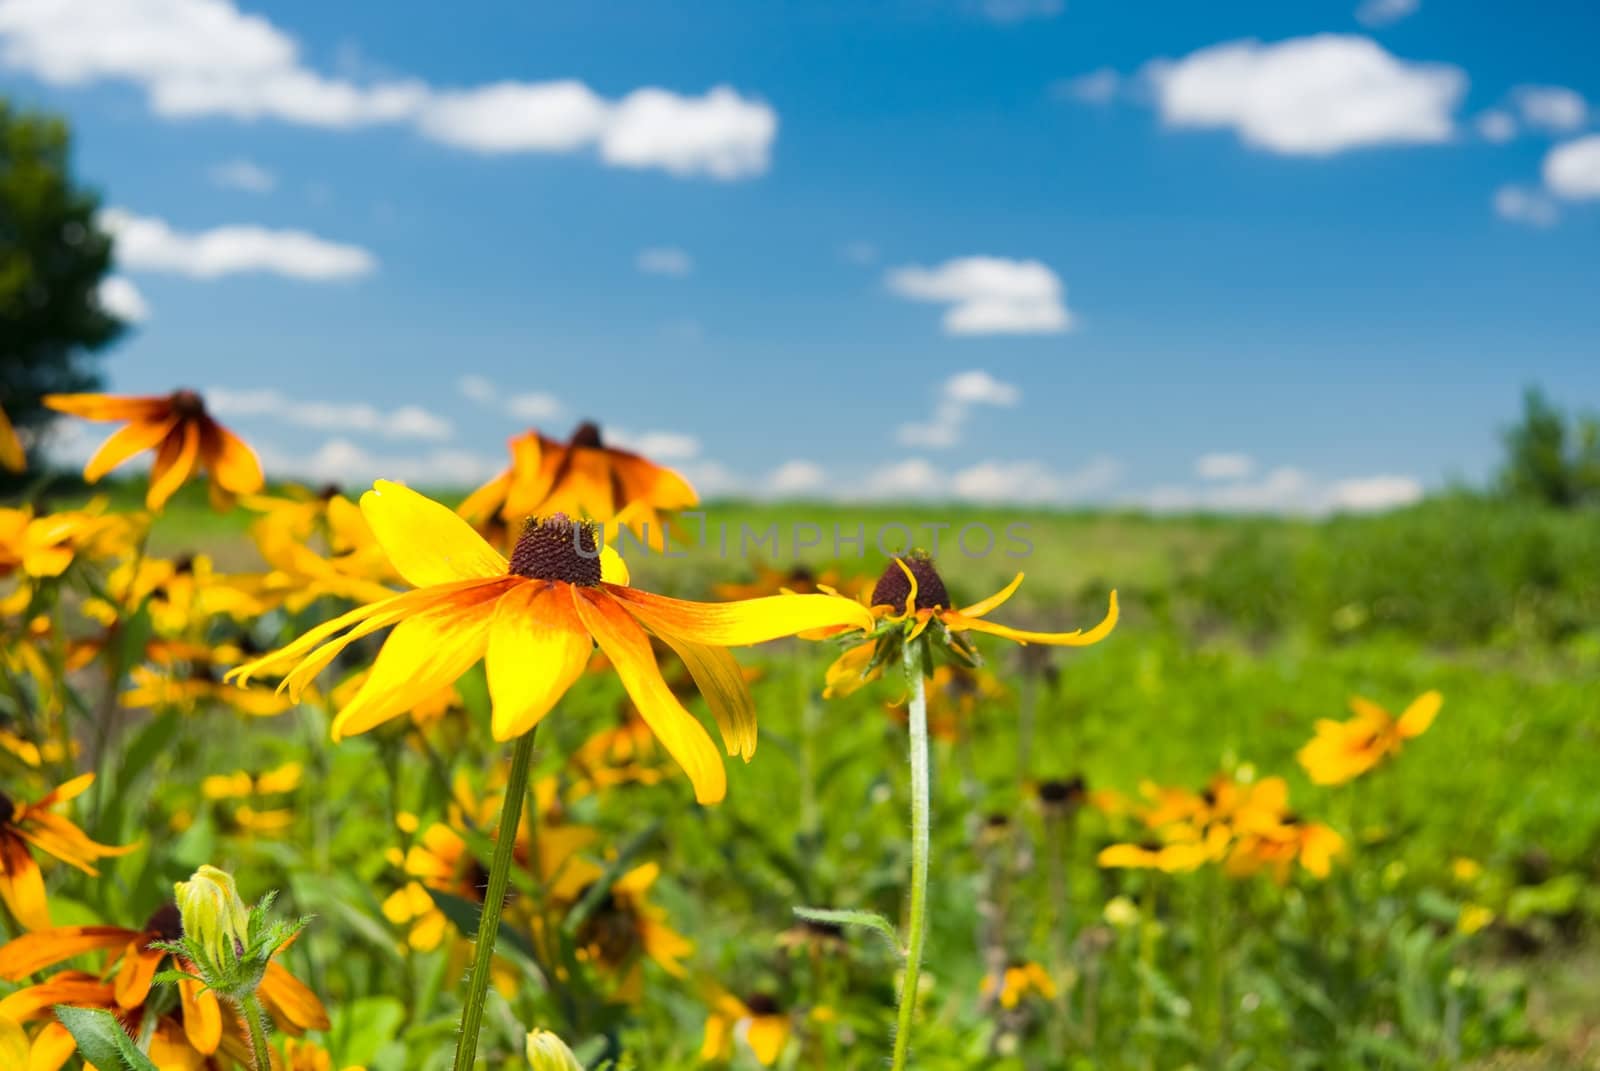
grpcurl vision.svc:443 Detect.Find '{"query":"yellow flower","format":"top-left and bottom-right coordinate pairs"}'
top-left (246, 486), bottom-right (398, 607)
top-left (700, 987), bottom-right (792, 1066)
top-left (572, 862), bottom-right (693, 1002)
top-left (0, 405), bottom-right (24, 472)
top-left (823, 554), bottom-right (1117, 698)
top-left (527, 1029), bottom-right (584, 1071)
top-left (0, 774), bottom-right (136, 931)
top-left (1226, 818), bottom-right (1346, 884)
top-left (84, 553), bottom-right (268, 635)
top-left (122, 642), bottom-right (297, 717)
top-left (0, 503), bottom-right (130, 581)
top-left (230, 481), bottom-right (872, 803)
top-left (1297, 691), bottom-right (1442, 786)
top-left (45, 389), bottom-right (263, 510)
top-left (1451, 857), bottom-right (1484, 884)
top-left (283, 1036), bottom-right (367, 1071)
top-left (982, 961), bottom-right (1058, 1009)
top-left (1097, 823), bottom-right (1229, 874)
top-left (461, 423), bottom-right (698, 550)
top-left (1458, 903), bottom-right (1494, 935)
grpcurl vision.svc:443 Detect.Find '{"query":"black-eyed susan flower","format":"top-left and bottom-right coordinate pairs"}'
top-left (822, 554), bottom-right (1117, 699)
top-left (45, 389), bottom-right (264, 510)
top-left (0, 502), bottom-right (132, 582)
top-left (460, 423), bottom-right (698, 550)
top-left (246, 485), bottom-right (398, 608)
top-left (229, 481), bottom-right (872, 804)
top-left (84, 553), bottom-right (268, 636)
top-left (1097, 825), bottom-right (1229, 874)
top-left (123, 641), bottom-right (297, 718)
top-left (571, 862), bottom-right (693, 1002)
top-left (1226, 816), bottom-right (1346, 884)
top-left (0, 774), bottom-right (135, 930)
top-left (700, 987), bottom-right (793, 1066)
top-left (1297, 690), bottom-right (1442, 786)
top-left (981, 960), bottom-right (1059, 1010)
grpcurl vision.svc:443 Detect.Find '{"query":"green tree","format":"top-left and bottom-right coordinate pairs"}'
top-left (1, 99), bottom-right (125, 474)
top-left (1498, 387), bottom-right (1600, 508)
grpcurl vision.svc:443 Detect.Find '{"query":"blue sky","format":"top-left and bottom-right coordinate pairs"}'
top-left (3, 0), bottom-right (1598, 510)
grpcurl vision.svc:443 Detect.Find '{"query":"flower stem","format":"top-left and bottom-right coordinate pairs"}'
top-left (890, 643), bottom-right (931, 1071)
top-left (451, 727), bottom-right (538, 1071)
top-left (241, 994), bottom-right (272, 1071)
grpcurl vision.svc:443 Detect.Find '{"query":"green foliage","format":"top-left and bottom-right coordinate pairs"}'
top-left (1498, 387), bottom-right (1600, 509)
top-left (52, 1007), bottom-right (160, 1071)
top-left (0, 97), bottom-right (124, 471)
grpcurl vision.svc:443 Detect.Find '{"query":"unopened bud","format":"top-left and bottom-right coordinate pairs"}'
top-left (175, 865), bottom-right (250, 965)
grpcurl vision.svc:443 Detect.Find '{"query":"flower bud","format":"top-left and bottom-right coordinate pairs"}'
top-left (175, 864), bottom-right (250, 965)
top-left (526, 1029), bottom-right (583, 1071)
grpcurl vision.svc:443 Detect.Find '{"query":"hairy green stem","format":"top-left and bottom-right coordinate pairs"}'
top-left (451, 728), bottom-right (538, 1071)
top-left (241, 994), bottom-right (272, 1071)
top-left (890, 643), bottom-right (931, 1071)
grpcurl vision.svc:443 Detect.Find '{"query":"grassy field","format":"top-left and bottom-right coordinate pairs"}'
top-left (7, 477), bottom-right (1599, 1069)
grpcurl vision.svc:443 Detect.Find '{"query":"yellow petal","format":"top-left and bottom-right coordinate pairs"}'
top-left (958, 572), bottom-right (1024, 618)
top-left (599, 545), bottom-right (630, 586)
top-left (1396, 690), bottom-right (1442, 739)
top-left (486, 581), bottom-right (591, 740)
top-left (654, 634), bottom-right (758, 760)
top-left (146, 420), bottom-right (200, 510)
top-left (607, 587), bottom-right (873, 647)
top-left (360, 480), bottom-right (507, 588)
top-left (572, 589), bottom-right (726, 804)
top-left (945, 590), bottom-right (1118, 647)
top-left (82, 417), bottom-right (177, 482)
top-left (0, 1013), bottom-right (27, 1068)
top-left (201, 421), bottom-right (264, 494)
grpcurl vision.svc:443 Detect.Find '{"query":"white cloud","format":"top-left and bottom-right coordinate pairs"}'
top-left (259, 438), bottom-right (499, 487)
top-left (896, 370), bottom-right (1021, 449)
top-left (951, 456), bottom-right (1122, 504)
top-left (1135, 466), bottom-right (1423, 514)
top-left (1493, 185), bottom-right (1559, 227)
top-left (457, 375), bottom-right (497, 405)
top-left (978, 0), bottom-right (1063, 23)
top-left (506, 393), bottom-right (562, 421)
top-left (1543, 135), bottom-right (1600, 199)
top-left (886, 256), bottom-right (1071, 336)
top-left (457, 375), bottom-right (563, 424)
top-left (860, 458), bottom-right (945, 499)
top-left (206, 386), bottom-right (452, 440)
top-left (1054, 68), bottom-right (1121, 104)
top-left (1475, 110), bottom-right (1517, 143)
top-left (0, 0), bottom-right (776, 180)
top-left (97, 276), bottom-right (149, 322)
top-left (1513, 85), bottom-right (1588, 134)
top-left (609, 430), bottom-right (701, 461)
top-left (1145, 34), bottom-right (1464, 156)
top-left (209, 158), bottom-right (276, 193)
top-left (1195, 452), bottom-right (1254, 480)
top-left (768, 460), bottom-right (826, 496)
top-left (102, 208), bottom-right (375, 280)
top-left (636, 246), bottom-right (693, 278)
top-left (1355, 0), bottom-right (1419, 28)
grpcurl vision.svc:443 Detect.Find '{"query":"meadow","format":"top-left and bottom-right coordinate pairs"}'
top-left (3, 452), bottom-right (1598, 1070)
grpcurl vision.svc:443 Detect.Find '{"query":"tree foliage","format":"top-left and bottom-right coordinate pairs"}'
top-left (1498, 387), bottom-right (1600, 509)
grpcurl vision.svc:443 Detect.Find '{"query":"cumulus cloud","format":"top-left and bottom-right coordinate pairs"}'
top-left (97, 276), bottom-right (149, 322)
top-left (1195, 452), bottom-right (1254, 480)
top-left (950, 456), bottom-right (1122, 504)
top-left (1135, 466), bottom-right (1422, 514)
top-left (1355, 0), bottom-right (1419, 28)
top-left (456, 375), bottom-right (562, 424)
top-left (102, 208), bottom-right (375, 280)
top-left (1494, 185), bottom-right (1559, 227)
top-left (1543, 135), bottom-right (1600, 199)
top-left (886, 256), bottom-right (1071, 336)
top-left (1144, 34), bottom-right (1465, 156)
top-left (896, 370), bottom-right (1021, 449)
top-left (209, 158), bottom-right (276, 193)
top-left (636, 247), bottom-right (693, 278)
top-left (1513, 85), bottom-right (1588, 134)
top-left (609, 430), bottom-right (701, 461)
top-left (258, 438), bottom-right (499, 487)
top-left (1475, 110), bottom-right (1517, 143)
top-left (0, 0), bottom-right (776, 180)
top-left (767, 460), bottom-right (826, 496)
top-left (207, 386), bottom-right (452, 440)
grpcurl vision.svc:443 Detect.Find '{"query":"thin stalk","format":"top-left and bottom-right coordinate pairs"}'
top-left (451, 728), bottom-right (538, 1071)
top-left (889, 643), bottom-right (931, 1071)
top-left (241, 994), bottom-right (272, 1071)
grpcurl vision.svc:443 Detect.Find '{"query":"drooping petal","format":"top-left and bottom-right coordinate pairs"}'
top-left (0, 926), bottom-right (135, 979)
top-left (330, 582), bottom-right (505, 740)
top-left (179, 976), bottom-right (222, 1054)
top-left (360, 480), bottom-right (507, 588)
top-left (456, 467), bottom-right (512, 525)
top-left (572, 589), bottom-right (726, 804)
top-left (1396, 690), bottom-right (1442, 739)
top-left (259, 962), bottom-right (331, 1031)
top-left (32, 1021), bottom-right (79, 1071)
top-left (821, 642), bottom-right (877, 699)
top-left (0, 837), bottom-right (49, 930)
top-left (653, 633), bottom-right (758, 760)
top-left (485, 581), bottom-right (592, 741)
top-left (35, 773), bottom-right (94, 807)
top-left (145, 419), bottom-right (201, 510)
top-left (606, 587), bottom-right (873, 648)
top-left (82, 417), bottom-right (178, 482)
top-left (958, 572), bottom-right (1024, 619)
top-left (114, 944), bottom-right (163, 1008)
top-left (43, 393), bottom-right (171, 422)
top-left (200, 420), bottom-right (264, 495)
top-left (944, 590), bottom-right (1118, 647)
top-left (0, 973), bottom-right (114, 1020)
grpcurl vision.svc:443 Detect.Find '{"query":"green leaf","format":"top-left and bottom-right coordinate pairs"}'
top-left (53, 1005), bottom-right (161, 1071)
top-left (792, 906), bottom-right (902, 952)
top-left (117, 708), bottom-right (179, 789)
top-left (424, 888), bottom-right (541, 963)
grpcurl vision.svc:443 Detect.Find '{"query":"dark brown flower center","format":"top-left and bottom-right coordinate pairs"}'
top-left (1038, 775), bottom-right (1085, 805)
top-left (0, 792), bottom-right (13, 826)
top-left (168, 389), bottom-right (206, 420)
top-left (316, 482), bottom-right (342, 501)
top-left (145, 902), bottom-right (183, 942)
top-left (508, 515), bottom-right (602, 586)
top-left (984, 812), bottom-right (1011, 830)
top-left (871, 555), bottom-right (949, 612)
top-left (569, 421), bottom-right (604, 449)
top-left (744, 993), bottom-right (781, 1016)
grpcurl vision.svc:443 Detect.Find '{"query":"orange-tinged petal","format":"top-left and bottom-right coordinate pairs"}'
top-left (456, 467), bottom-right (511, 524)
top-left (1397, 690), bottom-right (1442, 739)
top-left (31, 1021), bottom-right (78, 1071)
top-left (360, 480), bottom-right (506, 588)
top-left (573, 589), bottom-right (726, 804)
top-left (944, 590), bottom-right (1118, 647)
top-left (654, 634), bottom-right (757, 760)
top-left (330, 582), bottom-right (504, 739)
top-left (179, 976), bottom-right (222, 1054)
top-left (114, 944), bottom-right (163, 1008)
top-left (0, 1014), bottom-right (27, 1068)
top-left (43, 393), bottom-right (171, 422)
top-left (821, 642), bottom-right (876, 699)
top-left (745, 1017), bottom-right (789, 1066)
top-left (201, 420), bottom-right (264, 495)
top-left (259, 962), bottom-right (331, 1031)
top-left (485, 581), bottom-right (591, 740)
top-left (0, 926), bottom-right (136, 979)
top-left (0, 838), bottom-right (49, 930)
top-left (1347, 695), bottom-right (1391, 723)
top-left (146, 419), bottom-right (201, 510)
top-left (82, 417), bottom-right (178, 482)
top-left (36, 773), bottom-right (95, 807)
top-left (606, 587), bottom-right (873, 647)
top-left (958, 572), bottom-right (1024, 618)
top-left (0, 973), bottom-right (114, 1020)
